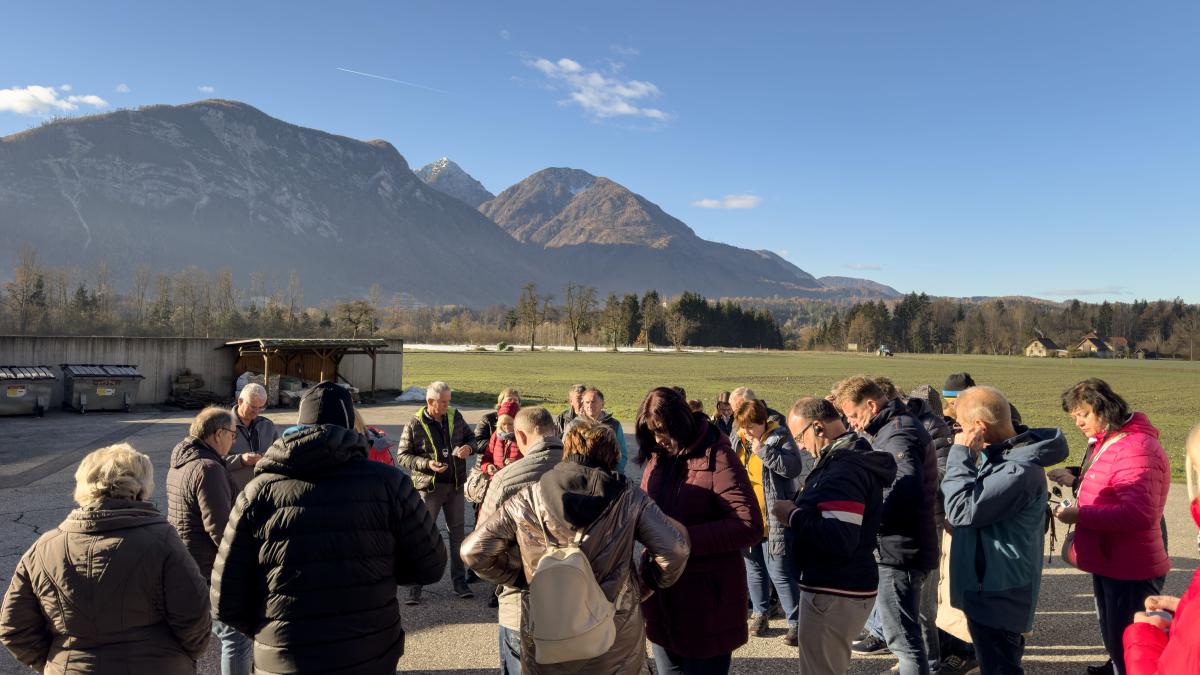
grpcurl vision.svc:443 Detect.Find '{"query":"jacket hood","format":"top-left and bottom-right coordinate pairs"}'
top-left (1117, 412), bottom-right (1159, 440)
top-left (58, 498), bottom-right (166, 534)
top-left (539, 459), bottom-right (627, 530)
top-left (824, 432), bottom-right (898, 485)
top-left (170, 435), bottom-right (222, 469)
top-left (906, 397), bottom-right (934, 421)
top-left (992, 427), bottom-right (1070, 467)
top-left (523, 437), bottom-right (564, 460)
top-left (257, 424), bottom-right (368, 479)
top-left (864, 398), bottom-right (910, 436)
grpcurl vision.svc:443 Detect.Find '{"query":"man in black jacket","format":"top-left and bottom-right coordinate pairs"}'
top-left (211, 381), bottom-right (447, 675)
top-left (396, 380), bottom-right (476, 604)
top-left (774, 397), bottom-right (897, 675)
top-left (835, 375), bottom-right (937, 675)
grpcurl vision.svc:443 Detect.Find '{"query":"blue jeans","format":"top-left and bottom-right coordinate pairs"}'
top-left (743, 538), bottom-right (800, 627)
top-left (651, 643), bottom-right (732, 675)
top-left (966, 619), bottom-right (1025, 674)
top-left (211, 619), bottom-right (252, 675)
top-left (877, 565), bottom-right (930, 675)
top-left (866, 565), bottom-right (941, 673)
top-left (498, 625), bottom-right (521, 674)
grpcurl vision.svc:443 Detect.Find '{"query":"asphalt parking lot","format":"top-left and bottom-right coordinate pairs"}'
top-left (1, 404), bottom-right (1195, 674)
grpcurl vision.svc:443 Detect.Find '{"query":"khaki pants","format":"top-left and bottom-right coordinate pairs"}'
top-left (936, 529), bottom-right (972, 643)
top-left (796, 591), bottom-right (873, 675)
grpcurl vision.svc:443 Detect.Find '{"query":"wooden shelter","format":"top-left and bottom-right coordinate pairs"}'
top-left (221, 338), bottom-right (400, 399)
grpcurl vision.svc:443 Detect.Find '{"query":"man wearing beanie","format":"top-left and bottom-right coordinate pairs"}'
top-left (211, 381), bottom-right (447, 674)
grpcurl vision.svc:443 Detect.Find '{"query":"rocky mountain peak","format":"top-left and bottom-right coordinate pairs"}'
top-left (415, 157), bottom-right (494, 207)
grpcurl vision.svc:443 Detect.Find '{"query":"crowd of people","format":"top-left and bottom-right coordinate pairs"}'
top-left (0, 372), bottom-right (1194, 675)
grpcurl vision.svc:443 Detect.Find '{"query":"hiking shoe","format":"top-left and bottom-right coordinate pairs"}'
top-left (404, 586), bottom-right (422, 606)
top-left (1086, 661), bottom-right (1114, 675)
top-left (783, 625), bottom-right (798, 646)
top-left (453, 580), bottom-right (474, 599)
top-left (748, 612), bottom-right (768, 637)
top-left (940, 652), bottom-right (978, 675)
top-left (851, 634), bottom-right (890, 655)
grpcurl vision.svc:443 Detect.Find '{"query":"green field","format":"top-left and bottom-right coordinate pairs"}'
top-left (402, 350), bottom-right (1200, 478)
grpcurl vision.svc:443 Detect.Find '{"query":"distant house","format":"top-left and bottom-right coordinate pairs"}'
top-left (1025, 338), bottom-right (1060, 358)
top-left (1078, 332), bottom-right (1130, 357)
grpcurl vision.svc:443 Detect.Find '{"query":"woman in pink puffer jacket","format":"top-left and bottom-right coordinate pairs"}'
top-left (1054, 379), bottom-right (1171, 675)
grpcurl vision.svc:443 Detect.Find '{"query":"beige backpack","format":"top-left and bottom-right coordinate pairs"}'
top-left (527, 492), bottom-right (627, 664)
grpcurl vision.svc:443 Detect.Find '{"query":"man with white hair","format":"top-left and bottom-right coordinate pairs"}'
top-left (226, 382), bottom-right (279, 493)
top-left (729, 386), bottom-right (785, 431)
top-left (397, 381), bottom-right (475, 605)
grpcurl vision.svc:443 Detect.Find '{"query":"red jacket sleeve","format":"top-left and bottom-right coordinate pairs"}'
top-left (1124, 623), bottom-right (1169, 675)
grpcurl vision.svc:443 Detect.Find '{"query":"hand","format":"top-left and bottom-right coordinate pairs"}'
top-left (750, 435), bottom-right (764, 454)
top-left (1133, 611), bottom-right (1171, 633)
top-left (242, 452), bottom-right (263, 466)
top-left (1047, 468), bottom-right (1077, 487)
top-left (771, 500), bottom-right (797, 526)
top-left (429, 461), bottom-right (449, 474)
top-left (1054, 505), bottom-right (1079, 524)
top-left (452, 445), bottom-right (472, 460)
top-left (953, 426), bottom-right (987, 453)
top-left (1145, 595), bottom-right (1181, 613)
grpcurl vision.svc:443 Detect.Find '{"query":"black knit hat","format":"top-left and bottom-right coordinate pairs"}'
top-left (942, 372), bottom-right (976, 399)
top-left (297, 381), bottom-right (354, 428)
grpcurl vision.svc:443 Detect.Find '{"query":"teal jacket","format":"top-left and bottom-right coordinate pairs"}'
top-left (943, 427), bottom-right (1068, 633)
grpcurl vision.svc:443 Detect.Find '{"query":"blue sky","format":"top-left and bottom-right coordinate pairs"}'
top-left (3, 1), bottom-right (1198, 301)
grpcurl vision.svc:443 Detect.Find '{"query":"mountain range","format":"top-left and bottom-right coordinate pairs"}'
top-left (0, 100), bottom-right (898, 306)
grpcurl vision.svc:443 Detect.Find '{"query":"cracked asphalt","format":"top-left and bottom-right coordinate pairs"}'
top-left (1, 405), bottom-right (1197, 674)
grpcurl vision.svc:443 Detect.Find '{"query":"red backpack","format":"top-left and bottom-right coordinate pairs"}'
top-left (366, 426), bottom-right (394, 465)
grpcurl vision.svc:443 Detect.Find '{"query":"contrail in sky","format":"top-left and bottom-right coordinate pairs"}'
top-left (336, 67), bottom-right (451, 95)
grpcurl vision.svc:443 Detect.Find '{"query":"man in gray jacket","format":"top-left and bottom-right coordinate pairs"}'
top-left (226, 383), bottom-right (278, 492)
top-left (473, 406), bottom-right (563, 675)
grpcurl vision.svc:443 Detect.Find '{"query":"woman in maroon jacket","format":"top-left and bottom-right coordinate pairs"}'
top-left (637, 387), bottom-right (763, 674)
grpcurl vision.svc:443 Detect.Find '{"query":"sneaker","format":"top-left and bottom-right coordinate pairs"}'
top-left (404, 586), bottom-right (422, 606)
top-left (783, 625), bottom-right (798, 646)
top-left (851, 634), bottom-right (890, 655)
top-left (453, 580), bottom-right (474, 599)
top-left (1086, 661), bottom-right (1115, 675)
top-left (748, 612), bottom-right (768, 637)
top-left (853, 629), bottom-right (870, 643)
top-left (940, 653), bottom-right (979, 675)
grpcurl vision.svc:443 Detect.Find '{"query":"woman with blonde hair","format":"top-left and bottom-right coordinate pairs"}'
top-left (473, 387), bottom-right (522, 454)
top-left (1, 444), bottom-right (211, 673)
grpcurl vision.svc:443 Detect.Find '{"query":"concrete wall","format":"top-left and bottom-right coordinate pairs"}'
top-left (0, 336), bottom-right (404, 407)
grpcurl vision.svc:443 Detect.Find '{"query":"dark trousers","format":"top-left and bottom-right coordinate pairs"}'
top-left (966, 619), bottom-right (1025, 675)
top-left (651, 643), bottom-right (732, 675)
top-left (415, 483), bottom-right (466, 584)
top-left (1092, 574), bottom-right (1164, 675)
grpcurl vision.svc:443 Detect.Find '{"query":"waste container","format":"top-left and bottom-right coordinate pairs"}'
top-left (0, 366), bottom-right (55, 417)
top-left (61, 364), bottom-right (144, 413)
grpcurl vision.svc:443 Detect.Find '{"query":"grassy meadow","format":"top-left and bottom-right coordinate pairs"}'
top-left (402, 350), bottom-right (1200, 479)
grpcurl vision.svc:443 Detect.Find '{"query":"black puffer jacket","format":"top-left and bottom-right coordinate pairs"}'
top-left (211, 424), bottom-right (448, 675)
top-left (863, 398), bottom-right (938, 571)
top-left (397, 407), bottom-right (473, 491)
top-left (906, 398), bottom-right (954, 524)
top-left (166, 436), bottom-right (234, 579)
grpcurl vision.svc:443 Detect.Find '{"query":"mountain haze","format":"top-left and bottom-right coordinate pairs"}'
top-left (0, 100), bottom-right (898, 306)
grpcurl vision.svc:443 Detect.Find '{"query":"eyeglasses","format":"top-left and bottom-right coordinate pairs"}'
top-left (793, 422), bottom-right (814, 446)
top-left (223, 428), bottom-right (238, 437)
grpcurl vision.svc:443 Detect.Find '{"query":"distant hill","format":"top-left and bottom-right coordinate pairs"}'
top-left (0, 100), bottom-right (900, 306)
top-left (817, 276), bottom-right (901, 298)
top-left (415, 157), bottom-right (494, 208)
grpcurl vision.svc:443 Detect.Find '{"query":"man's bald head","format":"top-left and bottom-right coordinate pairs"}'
top-left (956, 386), bottom-right (1016, 442)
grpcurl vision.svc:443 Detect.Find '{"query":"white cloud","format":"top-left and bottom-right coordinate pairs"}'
top-left (610, 44), bottom-right (639, 56)
top-left (0, 85), bottom-right (109, 116)
top-left (59, 84), bottom-right (72, 92)
top-left (198, 85), bottom-right (215, 94)
top-left (845, 263), bottom-right (883, 271)
top-left (116, 83), bottom-right (130, 93)
top-left (691, 194), bottom-right (762, 209)
top-left (526, 56), bottom-right (671, 122)
top-left (499, 29), bottom-right (511, 40)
